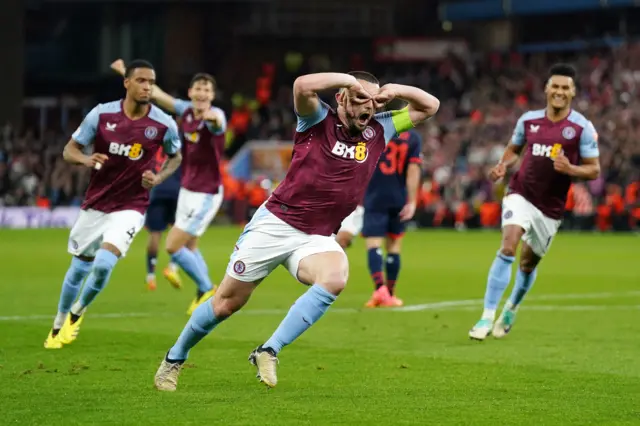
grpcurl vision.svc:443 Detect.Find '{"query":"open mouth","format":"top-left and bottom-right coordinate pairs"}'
top-left (357, 113), bottom-right (371, 125)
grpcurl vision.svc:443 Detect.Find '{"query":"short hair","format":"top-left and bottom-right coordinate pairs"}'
top-left (190, 73), bottom-right (216, 89)
top-left (348, 71), bottom-right (379, 85)
top-left (548, 63), bottom-right (577, 80)
top-left (125, 59), bottom-right (155, 78)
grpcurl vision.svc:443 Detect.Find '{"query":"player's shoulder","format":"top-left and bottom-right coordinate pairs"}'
top-left (566, 110), bottom-right (593, 128)
top-left (518, 109), bottom-right (546, 123)
top-left (210, 105), bottom-right (227, 118)
top-left (93, 100), bottom-right (122, 115)
top-left (148, 104), bottom-right (178, 129)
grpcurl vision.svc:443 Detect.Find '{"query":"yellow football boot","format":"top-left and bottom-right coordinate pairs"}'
top-left (186, 288), bottom-right (216, 315)
top-left (57, 314), bottom-right (84, 345)
top-left (163, 267), bottom-right (182, 290)
top-left (44, 330), bottom-right (63, 349)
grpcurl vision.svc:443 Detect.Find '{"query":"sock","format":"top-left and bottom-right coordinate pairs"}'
top-left (167, 297), bottom-right (220, 361)
top-left (263, 284), bottom-right (337, 355)
top-left (482, 251), bottom-right (515, 320)
top-left (507, 268), bottom-right (538, 310)
top-left (167, 262), bottom-right (178, 272)
top-left (385, 253), bottom-right (401, 296)
top-left (192, 249), bottom-right (209, 277)
top-left (171, 247), bottom-right (213, 293)
top-left (55, 257), bottom-right (93, 329)
top-left (367, 248), bottom-right (385, 290)
top-left (147, 251), bottom-right (157, 275)
top-left (75, 249), bottom-right (119, 314)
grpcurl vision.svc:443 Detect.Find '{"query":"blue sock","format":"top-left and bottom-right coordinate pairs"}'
top-left (171, 247), bottom-right (213, 293)
top-left (367, 248), bottom-right (385, 290)
top-left (483, 251), bottom-right (515, 316)
top-left (57, 257), bottom-right (93, 314)
top-left (147, 251), bottom-right (157, 275)
top-left (385, 253), bottom-right (400, 295)
top-left (167, 297), bottom-right (220, 361)
top-left (508, 268), bottom-right (538, 309)
top-left (76, 249), bottom-right (119, 310)
top-left (192, 248), bottom-right (210, 281)
top-left (263, 284), bottom-right (336, 355)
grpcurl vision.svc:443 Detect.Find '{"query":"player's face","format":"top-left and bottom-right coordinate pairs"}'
top-left (545, 75), bottom-right (575, 110)
top-left (188, 80), bottom-right (215, 112)
top-left (337, 79), bottom-right (378, 134)
top-left (124, 68), bottom-right (156, 105)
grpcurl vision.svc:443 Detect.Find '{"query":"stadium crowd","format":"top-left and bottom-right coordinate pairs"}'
top-left (2, 45), bottom-right (639, 231)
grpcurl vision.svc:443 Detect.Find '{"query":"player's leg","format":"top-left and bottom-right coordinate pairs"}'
top-left (154, 273), bottom-right (259, 391)
top-left (45, 210), bottom-right (103, 349)
top-left (167, 189), bottom-right (218, 311)
top-left (383, 236), bottom-right (403, 306)
top-left (493, 211), bottom-right (560, 338)
top-left (469, 194), bottom-right (531, 340)
top-left (362, 210), bottom-right (391, 307)
top-left (155, 206), bottom-right (284, 391)
top-left (160, 198), bottom-right (181, 289)
top-left (492, 242), bottom-right (540, 338)
top-left (253, 240), bottom-right (347, 387)
top-left (61, 210), bottom-right (145, 345)
top-left (145, 231), bottom-right (162, 291)
top-left (381, 210), bottom-right (407, 306)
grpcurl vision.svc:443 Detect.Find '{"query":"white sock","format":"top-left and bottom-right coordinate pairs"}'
top-left (481, 308), bottom-right (496, 321)
top-left (168, 262), bottom-right (178, 272)
top-left (146, 273), bottom-right (155, 281)
top-left (53, 312), bottom-right (67, 330)
top-left (71, 301), bottom-right (86, 316)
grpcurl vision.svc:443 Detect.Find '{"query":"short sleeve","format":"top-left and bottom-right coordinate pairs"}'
top-left (409, 132), bottom-right (423, 164)
top-left (163, 119), bottom-right (182, 155)
top-left (174, 99), bottom-right (192, 117)
top-left (71, 106), bottom-right (100, 146)
top-left (579, 120), bottom-right (599, 158)
top-left (375, 107), bottom-right (415, 144)
top-left (296, 102), bottom-right (329, 132)
top-left (204, 107), bottom-right (227, 136)
top-left (511, 114), bottom-right (527, 146)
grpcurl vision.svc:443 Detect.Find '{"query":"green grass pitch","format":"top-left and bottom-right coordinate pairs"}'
top-left (1, 228), bottom-right (639, 425)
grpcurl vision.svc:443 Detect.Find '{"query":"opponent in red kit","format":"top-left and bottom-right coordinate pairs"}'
top-left (112, 59), bottom-right (226, 315)
top-left (154, 71), bottom-right (440, 391)
top-left (469, 64), bottom-right (601, 341)
top-left (44, 60), bottom-right (182, 349)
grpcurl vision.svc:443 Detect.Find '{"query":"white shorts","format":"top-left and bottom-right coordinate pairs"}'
top-left (338, 205), bottom-right (364, 236)
top-left (226, 204), bottom-right (346, 283)
top-left (68, 209), bottom-right (145, 258)
top-left (501, 194), bottom-right (562, 257)
top-left (175, 187), bottom-right (224, 237)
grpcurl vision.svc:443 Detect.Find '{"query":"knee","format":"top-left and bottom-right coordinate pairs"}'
top-left (499, 246), bottom-right (517, 258)
top-left (336, 236), bottom-right (351, 250)
top-left (316, 269), bottom-right (348, 296)
top-left (212, 294), bottom-right (242, 319)
top-left (92, 259), bottom-right (113, 280)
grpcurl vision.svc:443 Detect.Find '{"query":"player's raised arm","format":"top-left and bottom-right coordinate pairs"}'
top-left (375, 84), bottom-right (440, 127)
top-left (63, 106), bottom-right (108, 168)
top-left (111, 59), bottom-right (180, 115)
top-left (293, 73), bottom-right (368, 117)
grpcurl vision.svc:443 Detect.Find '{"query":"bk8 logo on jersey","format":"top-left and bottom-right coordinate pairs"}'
top-left (532, 143), bottom-right (562, 159)
top-left (108, 142), bottom-right (144, 161)
top-left (331, 141), bottom-right (368, 163)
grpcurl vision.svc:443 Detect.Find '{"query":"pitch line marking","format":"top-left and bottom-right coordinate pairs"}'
top-left (1, 291), bottom-right (639, 321)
